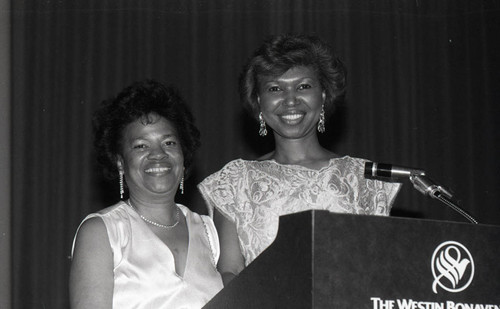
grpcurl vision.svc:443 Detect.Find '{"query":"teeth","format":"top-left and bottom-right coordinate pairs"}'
top-left (145, 167), bottom-right (170, 173)
top-left (281, 114), bottom-right (303, 120)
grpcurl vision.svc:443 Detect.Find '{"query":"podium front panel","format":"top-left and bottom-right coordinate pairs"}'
top-left (204, 211), bottom-right (500, 308)
top-left (312, 212), bottom-right (500, 308)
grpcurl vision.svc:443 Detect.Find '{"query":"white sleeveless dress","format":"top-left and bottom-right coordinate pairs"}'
top-left (72, 202), bottom-right (223, 309)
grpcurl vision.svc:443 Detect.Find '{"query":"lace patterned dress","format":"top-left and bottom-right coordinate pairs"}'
top-left (198, 156), bottom-right (402, 266)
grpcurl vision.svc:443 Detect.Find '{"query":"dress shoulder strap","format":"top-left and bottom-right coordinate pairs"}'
top-left (200, 215), bottom-right (220, 267)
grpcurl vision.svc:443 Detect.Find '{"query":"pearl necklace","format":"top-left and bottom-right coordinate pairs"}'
top-left (126, 199), bottom-right (180, 229)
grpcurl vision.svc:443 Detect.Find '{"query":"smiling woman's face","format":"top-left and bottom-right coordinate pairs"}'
top-left (117, 113), bottom-right (184, 201)
top-left (257, 65), bottom-right (325, 140)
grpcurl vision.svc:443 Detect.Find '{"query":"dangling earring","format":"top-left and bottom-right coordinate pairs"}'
top-left (119, 170), bottom-right (124, 200)
top-left (259, 112), bottom-right (267, 136)
top-left (317, 105), bottom-right (325, 133)
top-left (179, 176), bottom-right (184, 195)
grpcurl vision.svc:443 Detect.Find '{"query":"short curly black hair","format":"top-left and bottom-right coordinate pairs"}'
top-left (93, 79), bottom-right (201, 180)
top-left (239, 33), bottom-right (347, 119)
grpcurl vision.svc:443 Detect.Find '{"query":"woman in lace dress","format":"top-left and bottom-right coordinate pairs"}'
top-left (70, 80), bottom-right (223, 308)
top-left (198, 34), bottom-right (402, 285)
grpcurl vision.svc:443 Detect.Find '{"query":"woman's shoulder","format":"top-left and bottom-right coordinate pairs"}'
top-left (96, 201), bottom-right (129, 214)
top-left (332, 154), bottom-right (366, 162)
top-left (177, 204), bottom-right (211, 222)
top-left (177, 203), bottom-right (196, 219)
top-left (328, 155), bottom-right (369, 170)
top-left (177, 204), bottom-right (217, 238)
top-left (71, 202), bottom-right (128, 258)
top-left (199, 159), bottom-right (251, 184)
top-left (217, 158), bottom-right (251, 169)
top-left (256, 152), bottom-right (274, 161)
top-left (78, 201), bottom-right (133, 233)
top-left (87, 201), bottom-right (131, 221)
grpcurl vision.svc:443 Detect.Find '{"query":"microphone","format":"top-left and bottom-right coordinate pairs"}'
top-left (364, 162), bottom-right (426, 179)
top-left (365, 161), bottom-right (478, 224)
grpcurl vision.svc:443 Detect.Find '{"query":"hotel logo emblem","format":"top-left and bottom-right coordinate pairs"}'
top-left (431, 241), bottom-right (474, 294)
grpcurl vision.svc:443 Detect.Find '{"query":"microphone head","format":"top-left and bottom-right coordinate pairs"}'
top-left (364, 162), bottom-right (394, 178)
top-left (364, 161), bottom-right (425, 179)
top-left (364, 162), bottom-right (375, 177)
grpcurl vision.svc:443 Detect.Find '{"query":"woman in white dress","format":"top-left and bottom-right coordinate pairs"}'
top-left (70, 80), bottom-right (223, 308)
top-left (198, 34), bottom-right (402, 285)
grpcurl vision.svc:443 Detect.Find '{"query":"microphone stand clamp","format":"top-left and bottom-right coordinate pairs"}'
top-left (409, 174), bottom-right (478, 224)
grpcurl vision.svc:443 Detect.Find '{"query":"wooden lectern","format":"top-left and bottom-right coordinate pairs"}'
top-left (204, 211), bottom-right (500, 308)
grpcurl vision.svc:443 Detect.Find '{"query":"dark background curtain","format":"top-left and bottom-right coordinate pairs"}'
top-left (10, 0), bottom-right (500, 307)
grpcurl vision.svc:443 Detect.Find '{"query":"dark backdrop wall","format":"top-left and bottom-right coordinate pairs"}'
top-left (10, 0), bottom-right (500, 307)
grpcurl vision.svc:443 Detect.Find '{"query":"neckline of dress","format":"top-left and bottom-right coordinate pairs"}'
top-left (244, 155), bottom-right (349, 172)
top-left (121, 201), bottom-right (191, 279)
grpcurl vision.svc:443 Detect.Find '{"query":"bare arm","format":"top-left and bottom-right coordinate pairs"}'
top-left (69, 217), bottom-right (114, 309)
top-left (213, 209), bottom-right (245, 286)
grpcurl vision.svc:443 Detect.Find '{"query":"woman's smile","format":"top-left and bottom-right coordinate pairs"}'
top-left (144, 166), bottom-right (172, 174)
top-left (279, 111), bottom-right (305, 123)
